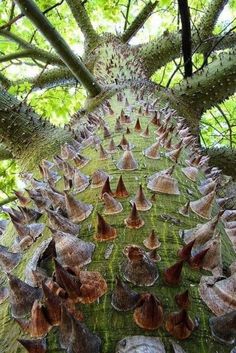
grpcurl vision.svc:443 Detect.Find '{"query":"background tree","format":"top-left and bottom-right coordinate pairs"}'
top-left (0, 0), bottom-right (235, 352)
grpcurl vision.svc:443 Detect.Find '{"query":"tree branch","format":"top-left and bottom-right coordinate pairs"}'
top-left (167, 48), bottom-right (236, 129)
top-left (0, 49), bottom-right (63, 66)
top-left (0, 30), bottom-right (63, 66)
top-left (0, 88), bottom-right (71, 170)
top-left (197, 0), bottom-right (228, 39)
top-left (0, 29), bottom-right (34, 49)
top-left (15, 0), bottom-right (102, 97)
top-left (65, 0), bottom-right (100, 51)
top-left (121, 1), bottom-right (157, 43)
top-left (17, 67), bottom-right (77, 89)
top-left (138, 0), bottom-right (230, 76)
top-left (138, 29), bottom-right (236, 77)
top-left (177, 0), bottom-right (192, 77)
top-left (123, 0), bottom-right (132, 31)
top-left (204, 147), bottom-right (236, 180)
top-left (0, 144), bottom-right (13, 160)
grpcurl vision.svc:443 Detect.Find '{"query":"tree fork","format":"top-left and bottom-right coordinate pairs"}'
top-left (15, 0), bottom-right (102, 97)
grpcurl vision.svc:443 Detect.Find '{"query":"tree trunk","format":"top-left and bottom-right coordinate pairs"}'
top-left (0, 39), bottom-right (235, 353)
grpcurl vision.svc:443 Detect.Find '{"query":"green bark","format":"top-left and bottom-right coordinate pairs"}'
top-left (0, 89), bottom-right (72, 170)
top-left (167, 48), bottom-right (236, 125)
top-left (0, 41), bottom-right (235, 353)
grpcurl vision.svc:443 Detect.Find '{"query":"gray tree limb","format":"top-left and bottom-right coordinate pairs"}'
top-left (0, 49), bottom-right (63, 66)
top-left (166, 48), bottom-right (236, 131)
top-left (15, 0), bottom-right (102, 97)
top-left (197, 0), bottom-right (228, 40)
top-left (17, 67), bottom-right (77, 90)
top-left (121, 1), bottom-right (157, 43)
top-left (138, 29), bottom-right (236, 77)
top-left (0, 88), bottom-right (71, 170)
top-left (65, 0), bottom-right (100, 51)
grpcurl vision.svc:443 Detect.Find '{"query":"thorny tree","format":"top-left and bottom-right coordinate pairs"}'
top-left (0, 0), bottom-right (235, 353)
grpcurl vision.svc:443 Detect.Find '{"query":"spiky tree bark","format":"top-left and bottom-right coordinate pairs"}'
top-left (0, 0), bottom-right (235, 353)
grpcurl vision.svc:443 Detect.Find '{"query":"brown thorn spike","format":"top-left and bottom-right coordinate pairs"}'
top-left (177, 240), bottom-right (195, 261)
top-left (124, 203), bottom-right (144, 229)
top-left (131, 185), bottom-right (152, 211)
top-left (115, 176), bottom-right (129, 198)
top-left (54, 259), bottom-right (81, 301)
top-left (42, 281), bottom-right (61, 326)
top-left (134, 117), bottom-right (142, 132)
top-left (29, 300), bottom-right (52, 338)
top-left (94, 213), bottom-right (117, 241)
top-left (99, 144), bottom-right (109, 160)
top-left (111, 276), bottom-right (141, 311)
top-left (163, 260), bottom-right (184, 285)
top-left (143, 230), bottom-right (161, 250)
top-left (133, 293), bottom-right (164, 330)
top-left (144, 141), bottom-right (160, 160)
top-left (91, 170), bottom-right (110, 188)
top-left (119, 134), bottom-right (130, 150)
top-left (165, 309), bottom-right (194, 340)
top-left (64, 192), bottom-right (93, 223)
top-left (209, 311), bottom-right (236, 344)
top-left (151, 111), bottom-right (161, 126)
top-left (175, 290), bottom-right (191, 309)
top-left (103, 192), bottom-right (123, 214)
top-left (76, 270), bottom-right (107, 304)
top-left (147, 173), bottom-right (180, 195)
top-left (14, 190), bottom-right (30, 206)
top-left (8, 273), bottom-right (42, 318)
top-left (107, 139), bottom-right (117, 153)
top-left (140, 125), bottom-right (149, 137)
top-left (188, 248), bottom-right (210, 269)
top-left (121, 245), bottom-right (158, 286)
top-left (189, 191), bottom-right (215, 219)
top-left (101, 177), bottom-right (113, 198)
top-left (116, 150), bottom-right (138, 171)
top-left (18, 338), bottom-right (47, 353)
top-left (0, 245), bottom-right (21, 273)
top-left (179, 201), bottom-right (190, 217)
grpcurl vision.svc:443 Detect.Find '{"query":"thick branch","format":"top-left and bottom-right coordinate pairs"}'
top-left (0, 88), bottom-right (71, 170)
top-left (204, 147), bottom-right (236, 180)
top-left (15, 0), bottom-right (102, 97)
top-left (198, 0), bottom-right (228, 39)
top-left (139, 30), bottom-right (236, 77)
top-left (0, 29), bottom-right (32, 49)
top-left (17, 67), bottom-right (76, 89)
top-left (177, 0), bottom-right (192, 77)
top-left (0, 144), bottom-right (13, 160)
top-left (0, 29), bottom-right (63, 65)
top-left (0, 49), bottom-right (62, 65)
top-left (167, 48), bottom-right (236, 128)
top-left (65, 0), bottom-right (99, 50)
top-left (121, 1), bottom-right (157, 43)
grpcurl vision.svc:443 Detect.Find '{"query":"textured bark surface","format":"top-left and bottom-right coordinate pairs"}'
top-left (0, 41), bottom-right (235, 353)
